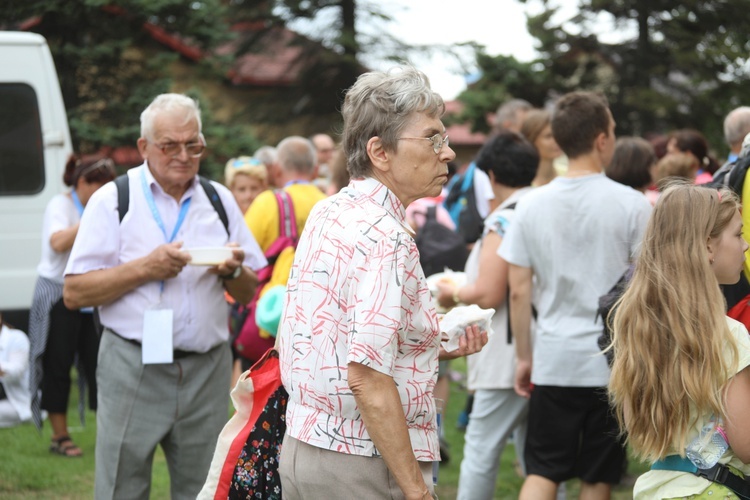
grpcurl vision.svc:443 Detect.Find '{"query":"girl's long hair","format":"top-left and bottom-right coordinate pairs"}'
top-left (609, 181), bottom-right (740, 462)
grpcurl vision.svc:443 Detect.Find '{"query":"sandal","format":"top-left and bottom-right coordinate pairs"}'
top-left (49, 436), bottom-right (83, 457)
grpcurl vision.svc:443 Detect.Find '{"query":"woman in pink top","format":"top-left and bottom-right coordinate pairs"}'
top-left (277, 67), bottom-right (488, 500)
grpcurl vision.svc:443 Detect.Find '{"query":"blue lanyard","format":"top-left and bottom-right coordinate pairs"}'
top-left (140, 168), bottom-right (192, 243)
top-left (141, 169), bottom-right (192, 297)
top-left (71, 189), bottom-right (84, 217)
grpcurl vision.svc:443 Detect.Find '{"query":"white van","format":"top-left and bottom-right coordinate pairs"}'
top-left (0, 32), bottom-right (72, 331)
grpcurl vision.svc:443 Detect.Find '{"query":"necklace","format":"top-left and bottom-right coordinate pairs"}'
top-left (565, 169), bottom-right (601, 178)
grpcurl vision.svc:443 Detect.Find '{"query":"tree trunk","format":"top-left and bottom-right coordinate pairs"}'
top-left (339, 0), bottom-right (357, 59)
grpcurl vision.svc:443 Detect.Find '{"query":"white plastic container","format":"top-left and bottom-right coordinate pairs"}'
top-left (183, 247), bottom-right (233, 266)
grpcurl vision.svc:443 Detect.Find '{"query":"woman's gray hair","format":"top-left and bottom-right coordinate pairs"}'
top-left (140, 93), bottom-right (202, 141)
top-left (342, 67), bottom-right (445, 178)
top-left (254, 145), bottom-right (278, 167)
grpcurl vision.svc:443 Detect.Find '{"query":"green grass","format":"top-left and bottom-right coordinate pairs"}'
top-left (0, 403), bottom-right (171, 499)
top-left (0, 361), bottom-right (647, 499)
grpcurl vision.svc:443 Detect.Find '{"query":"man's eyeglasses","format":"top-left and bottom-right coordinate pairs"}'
top-left (153, 139), bottom-right (206, 158)
top-left (397, 133), bottom-right (450, 155)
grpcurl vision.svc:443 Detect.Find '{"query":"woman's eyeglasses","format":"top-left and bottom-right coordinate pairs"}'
top-left (397, 133), bottom-right (450, 155)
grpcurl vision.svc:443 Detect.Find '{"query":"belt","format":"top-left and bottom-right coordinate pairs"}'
top-left (107, 329), bottom-right (201, 360)
top-left (652, 455), bottom-right (750, 499)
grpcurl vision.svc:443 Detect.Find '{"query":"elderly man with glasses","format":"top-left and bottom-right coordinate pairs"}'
top-left (63, 93), bottom-right (267, 499)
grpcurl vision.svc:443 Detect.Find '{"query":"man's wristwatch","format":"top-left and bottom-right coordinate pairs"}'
top-left (220, 266), bottom-right (242, 280)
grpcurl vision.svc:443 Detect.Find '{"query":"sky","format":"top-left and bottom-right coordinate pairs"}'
top-left (289, 0), bottom-right (629, 101)
top-left (370, 0), bottom-right (551, 100)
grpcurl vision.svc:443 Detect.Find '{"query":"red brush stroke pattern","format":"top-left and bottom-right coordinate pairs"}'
top-left (279, 178), bottom-right (440, 460)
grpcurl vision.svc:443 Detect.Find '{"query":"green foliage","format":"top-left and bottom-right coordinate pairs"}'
top-left (462, 0), bottom-right (750, 155)
top-left (453, 52), bottom-right (552, 133)
top-left (188, 88), bottom-right (264, 180)
top-left (0, 0), bottom-right (242, 156)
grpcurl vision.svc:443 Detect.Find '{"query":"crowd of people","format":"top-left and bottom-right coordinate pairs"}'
top-left (3, 64), bottom-right (750, 500)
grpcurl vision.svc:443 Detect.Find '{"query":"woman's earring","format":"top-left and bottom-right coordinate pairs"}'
top-left (710, 258), bottom-right (715, 265)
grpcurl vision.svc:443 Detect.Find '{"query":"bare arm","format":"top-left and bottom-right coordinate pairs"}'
top-left (63, 242), bottom-right (191, 309)
top-left (49, 224), bottom-right (80, 253)
top-left (722, 366), bottom-right (750, 462)
top-left (437, 232), bottom-right (507, 309)
top-left (509, 264), bottom-right (533, 398)
top-left (348, 362), bottom-right (432, 500)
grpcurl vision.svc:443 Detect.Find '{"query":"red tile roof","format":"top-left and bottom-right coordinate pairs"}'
top-left (216, 23), bottom-right (309, 87)
top-left (444, 100), bottom-right (487, 146)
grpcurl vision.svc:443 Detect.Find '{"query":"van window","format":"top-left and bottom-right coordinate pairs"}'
top-left (0, 84), bottom-right (45, 195)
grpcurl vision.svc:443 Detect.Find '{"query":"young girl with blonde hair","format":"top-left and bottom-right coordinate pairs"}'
top-left (609, 182), bottom-right (750, 499)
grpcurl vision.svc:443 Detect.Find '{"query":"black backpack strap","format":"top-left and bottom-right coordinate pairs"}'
top-left (500, 201), bottom-right (536, 343)
top-left (114, 174), bottom-right (130, 223)
top-left (199, 176), bottom-right (229, 236)
top-left (729, 157), bottom-right (750, 196)
top-left (426, 205), bottom-right (438, 222)
top-left (116, 172), bottom-right (229, 236)
top-left (501, 202), bottom-right (517, 344)
top-left (653, 456), bottom-right (750, 500)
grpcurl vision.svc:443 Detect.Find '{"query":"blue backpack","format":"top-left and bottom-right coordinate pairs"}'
top-left (443, 162), bottom-right (484, 244)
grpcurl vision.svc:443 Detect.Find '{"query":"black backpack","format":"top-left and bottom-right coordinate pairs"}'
top-left (596, 264), bottom-right (635, 367)
top-left (415, 206), bottom-right (468, 277)
top-left (443, 162), bottom-right (485, 244)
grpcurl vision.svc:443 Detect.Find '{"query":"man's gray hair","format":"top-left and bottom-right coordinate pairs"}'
top-left (140, 93), bottom-right (202, 141)
top-left (493, 98), bottom-right (533, 132)
top-left (724, 106), bottom-right (750, 150)
top-left (276, 136), bottom-right (317, 174)
top-left (342, 66), bottom-right (445, 178)
top-left (254, 145), bottom-right (277, 167)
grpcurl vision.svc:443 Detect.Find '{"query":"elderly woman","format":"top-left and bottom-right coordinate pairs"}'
top-left (277, 67), bottom-right (487, 500)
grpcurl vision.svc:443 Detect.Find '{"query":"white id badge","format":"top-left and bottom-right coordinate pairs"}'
top-left (142, 308), bottom-right (174, 364)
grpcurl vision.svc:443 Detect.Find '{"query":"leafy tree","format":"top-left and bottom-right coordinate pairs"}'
top-left (0, 0), bottom-right (258, 178)
top-left (225, 1), bottom-right (453, 123)
top-left (460, 0), bottom-right (750, 156)
top-left (452, 52), bottom-right (552, 134)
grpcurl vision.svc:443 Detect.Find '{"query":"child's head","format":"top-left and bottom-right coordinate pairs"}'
top-left (655, 152), bottom-right (697, 185)
top-left (643, 182), bottom-right (742, 285)
top-left (610, 182), bottom-right (744, 462)
top-left (224, 156), bottom-right (268, 214)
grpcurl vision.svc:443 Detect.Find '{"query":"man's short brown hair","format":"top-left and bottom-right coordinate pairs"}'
top-left (551, 91), bottom-right (611, 159)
